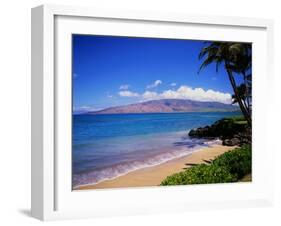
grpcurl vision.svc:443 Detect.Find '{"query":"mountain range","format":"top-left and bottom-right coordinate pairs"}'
top-left (86, 99), bottom-right (239, 114)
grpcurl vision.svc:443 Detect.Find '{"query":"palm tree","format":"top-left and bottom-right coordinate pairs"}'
top-left (198, 42), bottom-right (252, 125)
top-left (227, 43), bottom-right (252, 114)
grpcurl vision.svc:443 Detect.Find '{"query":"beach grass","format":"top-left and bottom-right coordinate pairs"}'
top-left (160, 144), bottom-right (251, 186)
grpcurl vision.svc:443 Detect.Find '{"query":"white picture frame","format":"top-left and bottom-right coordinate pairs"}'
top-left (31, 4), bottom-right (274, 221)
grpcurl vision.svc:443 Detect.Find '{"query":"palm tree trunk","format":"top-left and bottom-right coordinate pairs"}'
top-left (225, 64), bottom-right (252, 126)
top-left (242, 71), bottom-right (251, 114)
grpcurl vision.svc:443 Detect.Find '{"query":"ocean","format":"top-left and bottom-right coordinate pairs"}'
top-left (72, 112), bottom-right (241, 188)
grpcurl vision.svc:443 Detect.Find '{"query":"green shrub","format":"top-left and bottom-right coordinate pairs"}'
top-left (160, 145), bottom-right (251, 186)
top-left (161, 164), bottom-right (235, 185)
top-left (212, 144), bottom-right (251, 180)
top-left (227, 116), bottom-right (247, 125)
top-left (226, 115), bottom-right (245, 122)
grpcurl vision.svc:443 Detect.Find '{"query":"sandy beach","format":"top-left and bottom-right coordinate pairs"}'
top-left (76, 144), bottom-right (236, 190)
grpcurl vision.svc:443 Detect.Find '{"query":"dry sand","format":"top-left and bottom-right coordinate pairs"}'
top-left (76, 144), bottom-right (236, 190)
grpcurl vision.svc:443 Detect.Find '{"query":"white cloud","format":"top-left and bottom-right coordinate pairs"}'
top-left (141, 85), bottom-right (232, 104)
top-left (119, 90), bottom-right (140, 97)
top-left (118, 83), bottom-right (232, 104)
top-left (142, 91), bottom-right (159, 100)
top-left (170, 82), bottom-right (177, 87)
top-left (119, 84), bottom-right (130, 90)
top-left (146, 80), bottom-right (162, 89)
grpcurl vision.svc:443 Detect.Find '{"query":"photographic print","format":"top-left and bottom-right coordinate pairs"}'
top-left (72, 35), bottom-right (252, 190)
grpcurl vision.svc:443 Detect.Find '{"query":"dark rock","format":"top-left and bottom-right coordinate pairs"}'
top-left (188, 117), bottom-right (251, 146)
top-left (223, 138), bottom-right (240, 146)
top-left (188, 129), bottom-right (197, 136)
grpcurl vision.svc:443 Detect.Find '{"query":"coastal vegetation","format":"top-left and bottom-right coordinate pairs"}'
top-left (161, 144), bottom-right (251, 186)
top-left (160, 115), bottom-right (252, 186)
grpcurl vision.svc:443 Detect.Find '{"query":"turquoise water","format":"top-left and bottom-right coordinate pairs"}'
top-left (72, 112), bottom-right (241, 188)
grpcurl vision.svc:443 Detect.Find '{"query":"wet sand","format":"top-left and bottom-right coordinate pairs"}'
top-left (76, 144), bottom-right (236, 190)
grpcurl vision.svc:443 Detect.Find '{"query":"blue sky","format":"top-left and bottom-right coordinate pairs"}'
top-left (73, 35), bottom-right (243, 112)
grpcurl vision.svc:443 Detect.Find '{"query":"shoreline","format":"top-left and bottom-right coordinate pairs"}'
top-left (75, 144), bottom-right (236, 190)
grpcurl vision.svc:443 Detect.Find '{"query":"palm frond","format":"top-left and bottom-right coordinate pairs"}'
top-left (198, 56), bottom-right (217, 73)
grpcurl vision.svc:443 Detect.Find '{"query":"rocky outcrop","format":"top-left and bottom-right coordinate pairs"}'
top-left (222, 127), bottom-right (251, 146)
top-left (188, 118), bottom-right (251, 146)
